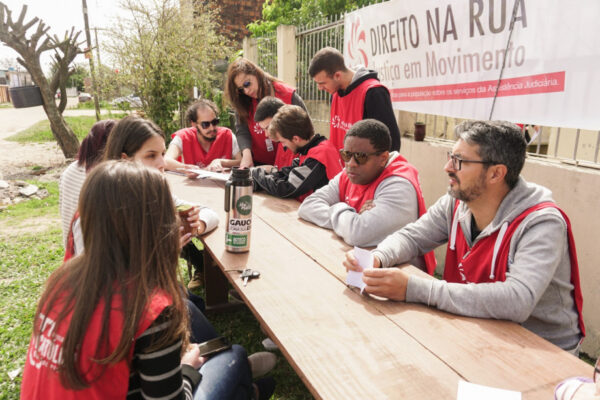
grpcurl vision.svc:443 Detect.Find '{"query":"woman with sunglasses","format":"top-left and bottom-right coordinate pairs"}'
top-left (225, 58), bottom-right (307, 168)
top-left (22, 161), bottom-right (274, 400)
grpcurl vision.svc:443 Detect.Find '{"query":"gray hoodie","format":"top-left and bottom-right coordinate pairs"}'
top-left (372, 177), bottom-right (582, 350)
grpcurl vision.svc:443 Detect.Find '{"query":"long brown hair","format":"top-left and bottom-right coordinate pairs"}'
top-left (34, 160), bottom-right (187, 389)
top-left (225, 57), bottom-right (278, 123)
top-left (104, 115), bottom-right (164, 160)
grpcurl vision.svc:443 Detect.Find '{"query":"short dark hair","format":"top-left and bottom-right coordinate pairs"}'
top-left (104, 116), bottom-right (164, 160)
top-left (269, 105), bottom-right (314, 141)
top-left (254, 96), bottom-right (285, 122)
top-left (186, 99), bottom-right (219, 125)
top-left (77, 119), bottom-right (116, 171)
top-left (455, 120), bottom-right (527, 188)
top-left (345, 119), bottom-right (391, 153)
top-left (308, 47), bottom-right (348, 77)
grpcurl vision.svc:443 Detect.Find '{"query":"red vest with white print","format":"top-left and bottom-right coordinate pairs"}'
top-left (21, 290), bottom-right (171, 399)
top-left (329, 78), bottom-right (382, 154)
top-left (444, 201), bottom-right (585, 335)
top-left (247, 81), bottom-right (295, 165)
top-left (338, 155), bottom-right (436, 274)
top-left (274, 145), bottom-right (295, 169)
top-left (296, 139), bottom-right (343, 202)
top-left (171, 126), bottom-right (233, 168)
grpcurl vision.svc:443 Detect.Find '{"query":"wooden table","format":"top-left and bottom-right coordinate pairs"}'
top-left (167, 173), bottom-right (593, 400)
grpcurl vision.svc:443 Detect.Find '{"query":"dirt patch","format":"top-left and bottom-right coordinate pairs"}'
top-left (0, 215), bottom-right (62, 239)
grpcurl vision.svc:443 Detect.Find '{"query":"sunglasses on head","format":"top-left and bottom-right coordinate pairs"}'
top-left (237, 80), bottom-right (252, 93)
top-left (200, 118), bottom-right (220, 129)
top-left (339, 149), bottom-right (382, 165)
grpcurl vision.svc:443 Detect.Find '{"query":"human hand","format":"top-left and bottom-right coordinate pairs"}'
top-left (362, 267), bottom-right (410, 301)
top-left (179, 226), bottom-right (192, 248)
top-left (343, 251), bottom-right (381, 272)
top-left (206, 159), bottom-right (225, 172)
top-left (359, 200), bottom-right (376, 214)
top-left (240, 152), bottom-right (254, 168)
top-left (186, 206), bottom-right (207, 236)
top-left (181, 343), bottom-right (207, 370)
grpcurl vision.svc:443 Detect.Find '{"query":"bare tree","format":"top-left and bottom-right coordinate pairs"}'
top-left (0, 2), bottom-right (83, 158)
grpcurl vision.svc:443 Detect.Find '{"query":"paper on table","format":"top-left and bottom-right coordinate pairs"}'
top-left (457, 380), bottom-right (521, 400)
top-left (346, 246), bottom-right (373, 294)
top-left (188, 168), bottom-right (231, 182)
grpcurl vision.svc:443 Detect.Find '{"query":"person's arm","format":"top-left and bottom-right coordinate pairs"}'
top-left (372, 194), bottom-right (454, 268)
top-left (214, 135), bottom-right (242, 169)
top-left (298, 174), bottom-right (342, 229)
top-left (328, 177), bottom-right (419, 247)
top-left (251, 158), bottom-right (327, 198)
top-left (174, 196), bottom-right (219, 234)
top-left (364, 87), bottom-right (401, 151)
top-left (291, 92), bottom-right (308, 114)
top-left (165, 138), bottom-right (188, 171)
top-left (405, 211), bottom-right (568, 322)
top-left (234, 112), bottom-right (254, 168)
top-left (131, 309), bottom-right (202, 400)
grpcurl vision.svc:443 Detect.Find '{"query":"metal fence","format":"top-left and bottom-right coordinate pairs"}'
top-left (255, 31), bottom-right (277, 78)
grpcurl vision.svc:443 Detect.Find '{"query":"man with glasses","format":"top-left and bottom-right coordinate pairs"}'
top-left (251, 105), bottom-right (342, 202)
top-left (165, 99), bottom-right (241, 173)
top-left (299, 119), bottom-right (435, 272)
top-left (344, 120), bottom-right (585, 353)
top-left (308, 47), bottom-right (401, 156)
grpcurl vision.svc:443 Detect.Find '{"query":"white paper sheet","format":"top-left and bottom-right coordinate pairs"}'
top-left (457, 380), bottom-right (521, 400)
top-left (346, 246), bottom-right (373, 293)
top-left (186, 168), bottom-right (231, 182)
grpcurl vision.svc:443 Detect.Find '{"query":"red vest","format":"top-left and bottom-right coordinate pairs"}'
top-left (21, 291), bottom-right (171, 399)
top-left (338, 155), bottom-right (436, 274)
top-left (247, 81), bottom-right (295, 165)
top-left (171, 126), bottom-right (233, 168)
top-left (329, 78), bottom-right (382, 154)
top-left (274, 145), bottom-right (295, 169)
top-left (296, 139), bottom-right (343, 202)
top-left (444, 201), bottom-right (585, 336)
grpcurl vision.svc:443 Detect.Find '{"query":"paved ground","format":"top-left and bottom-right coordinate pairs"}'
top-left (0, 98), bottom-right (109, 179)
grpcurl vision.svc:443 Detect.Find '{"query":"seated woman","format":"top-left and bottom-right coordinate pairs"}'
top-left (21, 161), bottom-right (274, 399)
top-left (59, 119), bottom-right (116, 248)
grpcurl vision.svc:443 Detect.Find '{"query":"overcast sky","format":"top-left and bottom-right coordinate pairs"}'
top-left (0, 0), bottom-right (130, 71)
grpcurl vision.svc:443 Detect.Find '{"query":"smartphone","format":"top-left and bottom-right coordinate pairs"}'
top-left (197, 336), bottom-right (231, 357)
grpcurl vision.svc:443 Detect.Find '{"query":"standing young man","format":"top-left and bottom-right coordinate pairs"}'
top-left (166, 99), bottom-right (241, 172)
top-left (251, 105), bottom-right (342, 202)
top-left (309, 47), bottom-right (401, 154)
top-left (344, 120), bottom-right (585, 353)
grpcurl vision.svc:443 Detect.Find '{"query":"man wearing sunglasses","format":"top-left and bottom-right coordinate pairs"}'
top-left (250, 105), bottom-right (342, 202)
top-left (344, 120), bottom-right (585, 353)
top-left (308, 47), bottom-right (401, 157)
top-left (165, 99), bottom-right (241, 174)
top-left (299, 119), bottom-right (435, 272)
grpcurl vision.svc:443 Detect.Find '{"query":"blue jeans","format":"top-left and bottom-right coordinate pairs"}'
top-left (186, 299), bottom-right (218, 343)
top-left (194, 344), bottom-right (253, 400)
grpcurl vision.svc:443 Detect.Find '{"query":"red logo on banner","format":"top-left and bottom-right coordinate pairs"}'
top-left (347, 16), bottom-right (369, 67)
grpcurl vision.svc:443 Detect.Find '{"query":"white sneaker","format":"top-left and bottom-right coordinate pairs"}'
top-left (248, 352), bottom-right (277, 378)
top-left (262, 338), bottom-right (279, 351)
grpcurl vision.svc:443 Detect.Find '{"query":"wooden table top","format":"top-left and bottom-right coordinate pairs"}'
top-left (167, 172), bottom-right (593, 400)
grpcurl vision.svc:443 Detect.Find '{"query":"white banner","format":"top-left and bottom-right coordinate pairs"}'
top-left (344, 0), bottom-right (600, 130)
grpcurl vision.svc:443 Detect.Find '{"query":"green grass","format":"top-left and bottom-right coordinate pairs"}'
top-left (4, 114), bottom-right (127, 144)
top-left (0, 180), bottom-right (311, 399)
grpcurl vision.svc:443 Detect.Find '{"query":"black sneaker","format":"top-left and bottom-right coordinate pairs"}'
top-left (254, 377), bottom-right (275, 400)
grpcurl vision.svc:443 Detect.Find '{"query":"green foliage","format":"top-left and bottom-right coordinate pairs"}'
top-left (105, 0), bottom-right (232, 136)
top-left (47, 62), bottom-right (88, 93)
top-left (248, 0), bottom-right (383, 36)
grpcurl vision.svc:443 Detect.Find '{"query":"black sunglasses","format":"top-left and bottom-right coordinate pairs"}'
top-left (237, 80), bottom-right (252, 93)
top-left (339, 149), bottom-right (382, 165)
top-left (200, 118), bottom-right (220, 129)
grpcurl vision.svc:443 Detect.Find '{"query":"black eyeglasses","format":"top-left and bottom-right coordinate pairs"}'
top-left (237, 80), bottom-right (251, 93)
top-left (200, 118), bottom-right (220, 129)
top-left (446, 151), bottom-right (494, 171)
top-left (339, 149), bottom-right (382, 165)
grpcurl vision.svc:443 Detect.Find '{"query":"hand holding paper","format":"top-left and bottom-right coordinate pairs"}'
top-left (346, 247), bottom-right (373, 293)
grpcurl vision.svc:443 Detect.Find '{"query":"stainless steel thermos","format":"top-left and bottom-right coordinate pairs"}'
top-left (224, 167), bottom-right (253, 252)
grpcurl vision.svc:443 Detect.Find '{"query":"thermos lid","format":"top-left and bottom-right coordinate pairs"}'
top-left (231, 167), bottom-right (251, 180)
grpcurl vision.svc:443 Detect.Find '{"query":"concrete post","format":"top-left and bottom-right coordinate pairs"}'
top-left (243, 36), bottom-right (258, 64)
top-left (277, 25), bottom-right (297, 87)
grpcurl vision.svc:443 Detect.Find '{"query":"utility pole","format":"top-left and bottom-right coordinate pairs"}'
top-left (94, 27), bottom-right (103, 102)
top-left (82, 0), bottom-right (100, 120)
